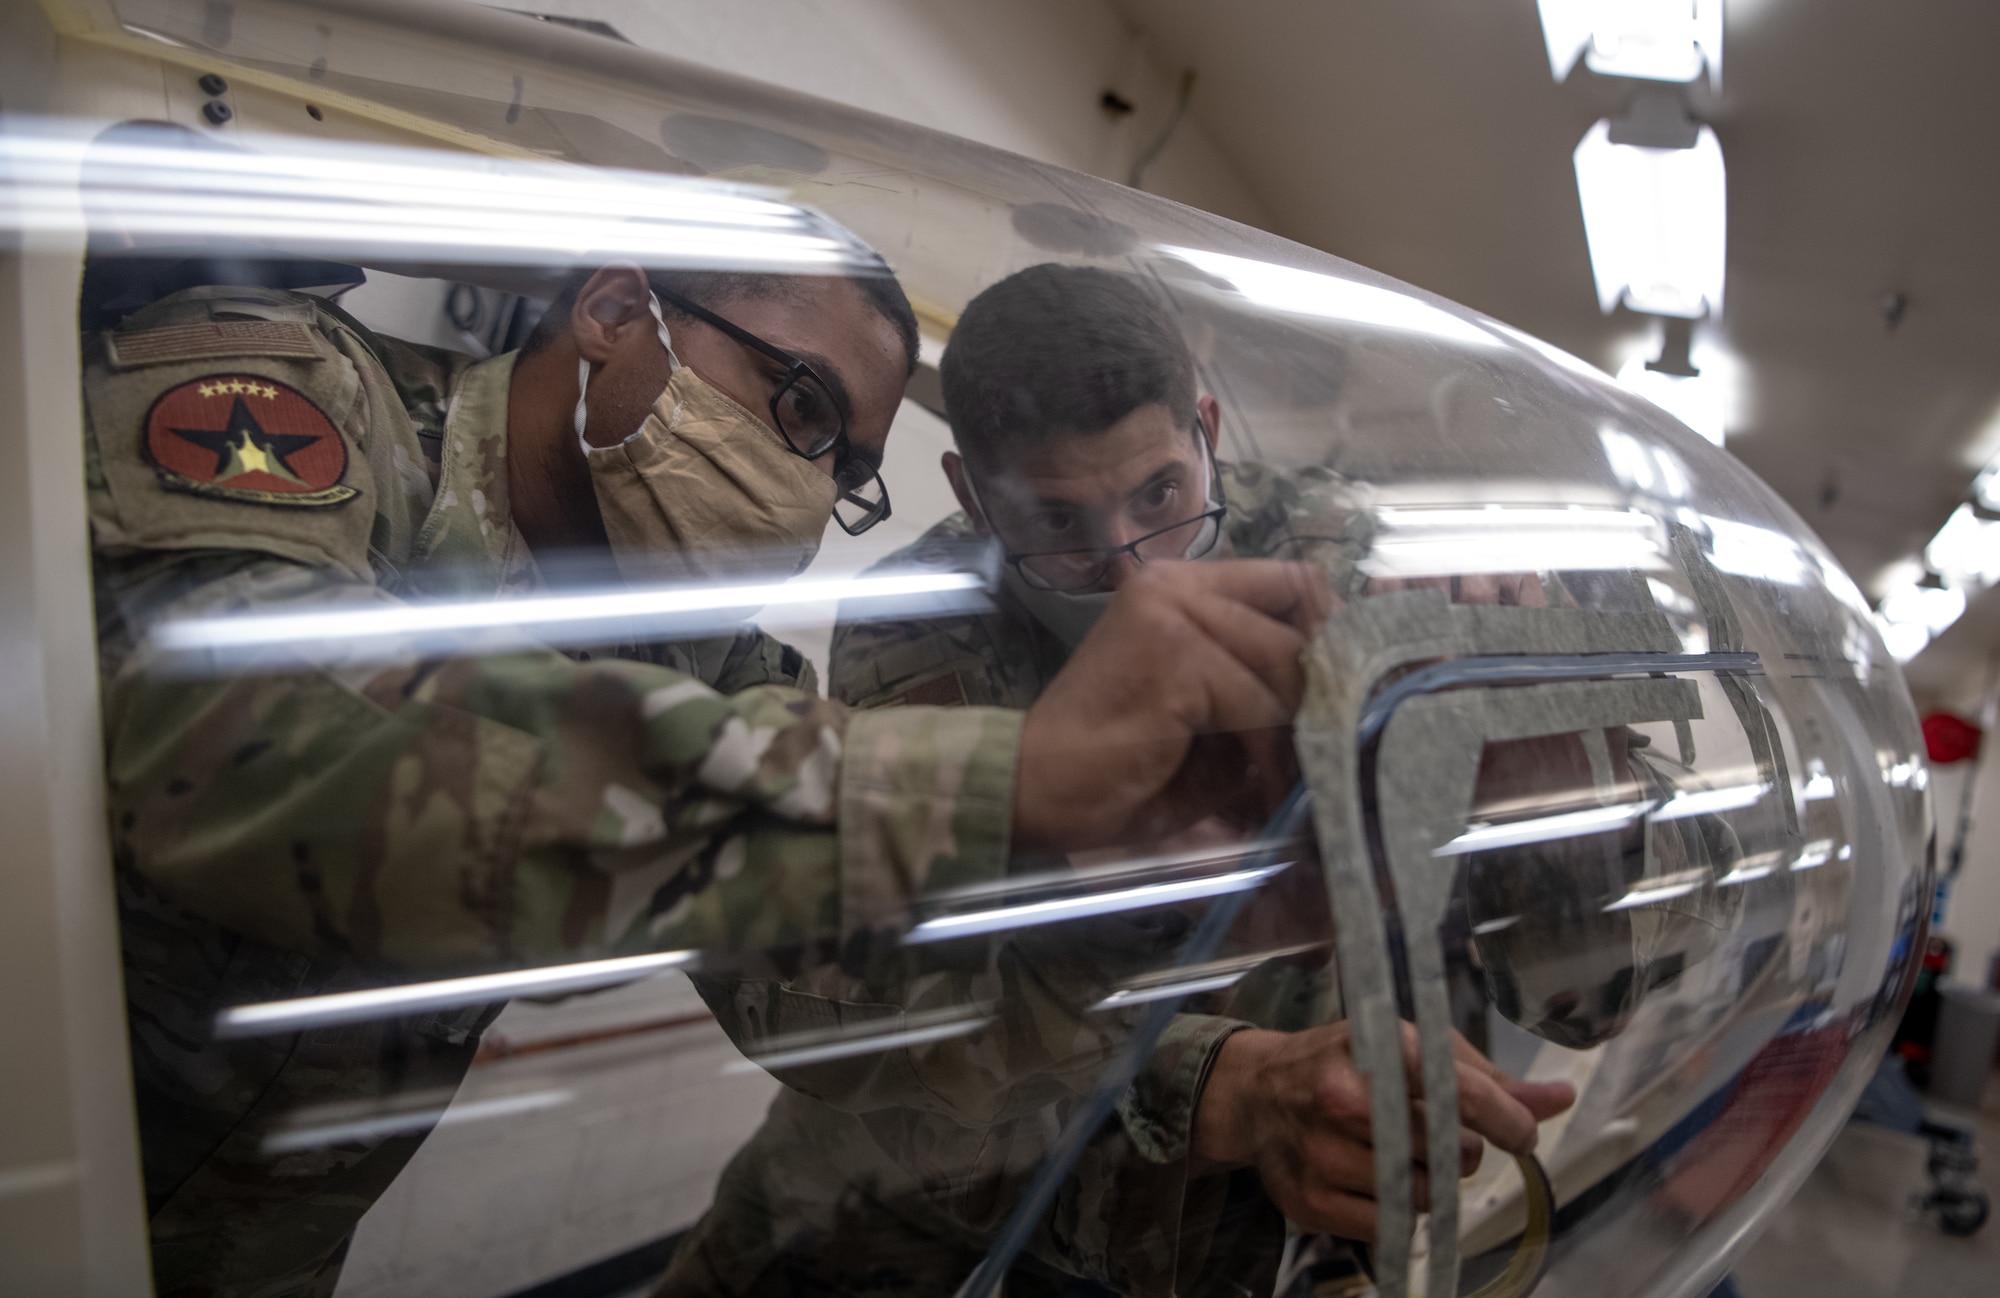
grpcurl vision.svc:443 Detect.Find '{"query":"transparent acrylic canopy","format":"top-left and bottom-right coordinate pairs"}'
top-left (21, 2), bottom-right (1932, 1296)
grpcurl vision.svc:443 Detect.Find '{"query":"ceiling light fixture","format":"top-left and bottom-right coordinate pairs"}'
top-left (1538, 0), bottom-right (1724, 88)
top-left (1924, 503), bottom-right (2000, 591)
top-left (1574, 110), bottom-right (1727, 320)
top-left (1873, 578), bottom-right (1966, 664)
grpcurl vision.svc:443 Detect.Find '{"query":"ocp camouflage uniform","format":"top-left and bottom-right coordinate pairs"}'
top-left (660, 463), bottom-right (1371, 1298)
top-left (87, 285), bottom-right (1019, 1297)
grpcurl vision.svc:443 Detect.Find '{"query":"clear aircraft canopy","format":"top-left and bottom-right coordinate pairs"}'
top-left (5, 3), bottom-right (1931, 1296)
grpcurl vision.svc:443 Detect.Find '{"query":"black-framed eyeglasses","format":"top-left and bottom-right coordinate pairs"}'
top-left (996, 425), bottom-right (1226, 591)
top-left (651, 283), bottom-right (891, 535)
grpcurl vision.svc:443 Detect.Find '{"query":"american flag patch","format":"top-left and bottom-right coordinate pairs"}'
top-left (107, 321), bottom-right (320, 369)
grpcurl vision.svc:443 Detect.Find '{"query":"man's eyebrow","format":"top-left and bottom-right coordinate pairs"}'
top-left (790, 349), bottom-right (854, 422)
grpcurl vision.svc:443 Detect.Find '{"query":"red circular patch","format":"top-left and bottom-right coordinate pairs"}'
top-left (145, 374), bottom-right (350, 500)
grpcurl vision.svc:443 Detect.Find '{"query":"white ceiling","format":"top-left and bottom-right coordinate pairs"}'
top-left (1105, 0), bottom-right (2000, 701)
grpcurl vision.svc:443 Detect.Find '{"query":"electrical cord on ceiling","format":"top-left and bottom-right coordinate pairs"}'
top-left (1128, 68), bottom-right (1196, 190)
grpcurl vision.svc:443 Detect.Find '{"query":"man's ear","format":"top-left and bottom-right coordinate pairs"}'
top-left (1196, 394), bottom-right (1221, 453)
top-left (941, 450), bottom-right (988, 535)
top-left (569, 265), bottom-right (653, 364)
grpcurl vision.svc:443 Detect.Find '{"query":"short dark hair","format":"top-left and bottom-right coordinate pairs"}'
top-left (941, 263), bottom-right (1195, 468)
top-left (524, 262), bottom-right (920, 378)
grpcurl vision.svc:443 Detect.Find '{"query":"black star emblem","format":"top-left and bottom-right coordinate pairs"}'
top-left (171, 398), bottom-right (321, 485)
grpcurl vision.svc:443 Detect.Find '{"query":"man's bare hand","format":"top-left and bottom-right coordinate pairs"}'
top-left (1190, 1022), bottom-right (1576, 1242)
top-left (1011, 560), bottom-right (1329, 853)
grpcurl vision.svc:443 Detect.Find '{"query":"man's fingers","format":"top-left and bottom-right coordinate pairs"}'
top-left (1507, 1078), bottom-right (1578, 1121)
top-left (1392, 1022), bottom-right (1538, 1154)
top-left (1169, 559), bottom-right (1331, 635)
top-left (1178, 630), bottom-right (1293, 736)
top-left (1180, 588), bottom-right (1309, 711)
top-left (1445, 1028), bottom-right (1577, 1122)
top-left (1288, 1189), bottom-right (1380, 1242)
top-left (1454, 1066), bottom-right (1541, 1156)
top-left (1461, 1126), bottom-right (1486, 1178)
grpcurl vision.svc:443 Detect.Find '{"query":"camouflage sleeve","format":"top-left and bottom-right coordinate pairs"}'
top-left (643, 626), bottom-right (820, 697)
top-left (1115, 1014), bottom-right (1250, 1162)
top-left (1223, 459), bottom-right (1374, 599)
top-left (98, 550), bottom-right (1019, 969)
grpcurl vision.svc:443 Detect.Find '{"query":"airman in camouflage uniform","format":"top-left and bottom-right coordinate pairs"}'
top-left (659, 466), bottom-right (1368, 1298)
top-left (88, 260), bottom-right (1326, 1298)
top-left (656, 265), bottom-right (1373, 1298)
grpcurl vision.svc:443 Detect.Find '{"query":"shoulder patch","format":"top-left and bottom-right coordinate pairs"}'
top-left (106, 321), bottom-right (322, 369)
top-left (144, 374), bottom-right (358, 507)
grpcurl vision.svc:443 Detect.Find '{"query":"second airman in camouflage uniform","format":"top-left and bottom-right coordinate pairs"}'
top-left (660, 266), bottom-right (1373, 1297)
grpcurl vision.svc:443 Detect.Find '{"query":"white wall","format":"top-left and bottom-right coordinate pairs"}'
top-left (483, 0), bottom-right (1272, 230)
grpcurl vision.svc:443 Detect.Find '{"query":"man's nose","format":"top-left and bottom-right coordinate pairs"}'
top-left (1100, 549), bottom-right (1145, 591)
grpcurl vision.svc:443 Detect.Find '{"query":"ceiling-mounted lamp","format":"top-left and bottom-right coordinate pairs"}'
top-left (1973, 451), bottom-right (2000, 513)
top-left (1573, 91), bottom-right (1726, 320)
top-left (1538, 0), bottom-right (1724, 88)
top-left (1874, 574), bottom-right (1966, 664)
top-left (1924, 503), bottom-right (2000, 591)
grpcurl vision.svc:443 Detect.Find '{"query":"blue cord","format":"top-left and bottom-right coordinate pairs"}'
top-left (953, 785), bottom-right (1313, 1298)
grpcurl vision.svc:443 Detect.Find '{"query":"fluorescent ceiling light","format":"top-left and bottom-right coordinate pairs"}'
top-left (1925, 503), bottom-right (2000, 590)
top-left (1603, 867), bottom-right (1709, 911)
top-left (1653, 781), bottom-right (1766, 820)
top-left (1539, 0), bottom-right (1724, 87)
top-left (214, 950), bottom-right (695, 1037)
top-left (1875, 619), bottom-right (1932, 665)
top-left (1091, 943), bottom-right (1323, 1012)
top-left (1574, 119), bottom-right (1727, 320)
top-left (1435, 801), bottom-right (1651, 857)
top-left (904, 861), bottom-right (1286, 943)
top-left (1977, 465), bottom-right (2000, 513)
top-left (1884, 761), bottom-right (1926, 790)
top-left (725, 1009), bottom-right (993, 1074)
top-left (1158, 246), bottom-right (1499, 348)
top-left (150, 570), bottom-right (988, 670)
top-left (0, 129), bottom-right (875, 274)
top-left (1600, 427), bottom-right (1693, 498)
top-left (1701, 515), bottom-right (1808, 586)
top-left (1092, 972), bottom-right (1249, 1010)
top-left (1363, 505), bottom-right (1669, 579)
top-left (1873, 579), bottom-right (1966, 663)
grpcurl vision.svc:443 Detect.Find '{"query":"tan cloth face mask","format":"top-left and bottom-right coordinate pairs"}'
top-left (577, 295), bottom-right (837, 585)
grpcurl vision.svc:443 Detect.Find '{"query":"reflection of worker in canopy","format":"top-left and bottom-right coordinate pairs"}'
top-left (663, 264), bottom-right (1573, 1297)
top-left (91, 241), bottom-right (1327, 1297)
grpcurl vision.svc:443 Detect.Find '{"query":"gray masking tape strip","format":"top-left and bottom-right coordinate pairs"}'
top-left (1296, 646), bottom-right (1421, 1295)
top-left (1377, 677), bottom-right (1703, 1297)
top-left (1296, 583), bottom-right (1704, 1297)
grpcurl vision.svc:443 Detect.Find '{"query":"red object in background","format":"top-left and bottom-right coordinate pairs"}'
top-left (1657, 1026), bottom-right (1849, 1222)
top-left (1923, 712), bottom-right (1983, 764)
